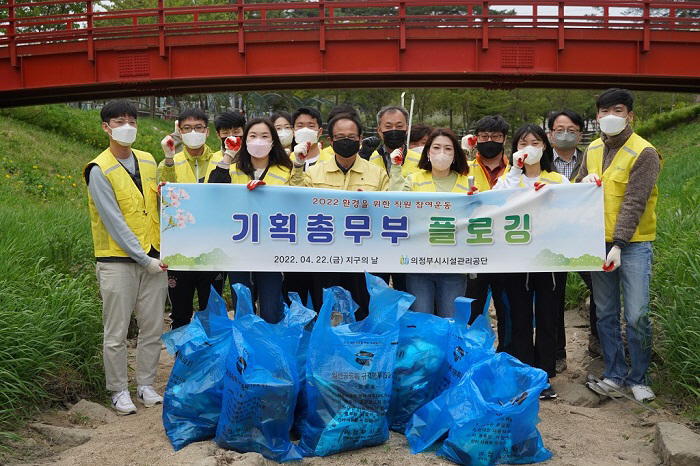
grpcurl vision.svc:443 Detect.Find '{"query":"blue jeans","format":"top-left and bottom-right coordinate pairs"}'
top-left (591, 242), bottom-right (653, 386)
top-left (406, 273), bottom-right (468, 318)
top-left (228, 271), bottom-right (284, 324)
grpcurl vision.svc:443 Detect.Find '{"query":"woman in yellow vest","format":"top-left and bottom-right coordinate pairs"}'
top-left (400, 128), bottom-right (475, 317)
top-left (495, 124), bottom-right (567, 400)
top-left (208, 118), bottom-right (293, 323)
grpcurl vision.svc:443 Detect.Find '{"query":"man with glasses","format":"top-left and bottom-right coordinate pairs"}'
top-left (157, 109), bottom-right (225, 329)
top-left (291, 111), bottom-right (389, 319)
top-left (466, 115), bottom-right (511, 352)
top-left (547, 110), bottom-right (600, 374)
top-left (84, 100), bottom-right (167, 414)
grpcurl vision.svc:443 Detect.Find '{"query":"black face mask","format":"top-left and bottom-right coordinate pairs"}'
top-left (476, 141), bottom-right (504, 159)
top-left (333, 138), bottom-right (361, 158)
top-left (381, 129), bottom-right (407, 150)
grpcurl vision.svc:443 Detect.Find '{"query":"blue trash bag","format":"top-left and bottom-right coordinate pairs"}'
top-left (407, 352), bottom-right (551, 465)
top-left (215, 285), bottom-right (315, 462)
top-left (387, 311), bottom-right (450, 433)
top-left (292, 288), bottom-right (357, 439)
top-left (162, 286), bottom-right (234, 451)
top-left (436, 313), bottom-right (497, 394)
top-left (299, 273), bottom-right (413, 457)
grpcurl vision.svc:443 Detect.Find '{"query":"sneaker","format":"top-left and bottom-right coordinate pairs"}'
top-left (540, 385), bottom-right (557, 400)
top-left (588, 336), bottom-right (603, 357)
top-left (111, 390), bottom-right (137, 415)
top-left (555, 358), bottom-right (568, 374)
top-left (137, 385), bottom-right (164, 407)
top-left (586, 377), bottom-right (625, 398)
top-left (630, 384), bottom-right (656, 402)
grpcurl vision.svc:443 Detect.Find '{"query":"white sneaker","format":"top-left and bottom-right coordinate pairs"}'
top-left (630, 384), bottom-right (656, 402)
top-left (111, 390), bottom-right (137, 415)
top-left (586, 377), bottom-right (625, 398)
top-left (137, 385), bottom-right (164, 407)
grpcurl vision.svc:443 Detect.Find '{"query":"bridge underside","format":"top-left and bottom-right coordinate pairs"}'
top-left (2, 27), bottom-right (699, 107)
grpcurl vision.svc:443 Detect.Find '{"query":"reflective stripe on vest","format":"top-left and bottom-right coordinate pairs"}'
top-left (409, 170), bottom-right (471, 193)
top-left (84, 148), bottom-right (160, 258)
top-left (586, 133), bottom-right (662, 242)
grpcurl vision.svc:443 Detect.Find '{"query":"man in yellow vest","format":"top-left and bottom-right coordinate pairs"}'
top-left (466, 116), bottom-right (511, 353)
top-left (158, 109), bottom-right (225, 329)
top-left (84, 100), bottom-right (167, 415)
top-left (578, 88), bottom-right (662, 403)
top-left (291, 111), bottom-right (389, 318)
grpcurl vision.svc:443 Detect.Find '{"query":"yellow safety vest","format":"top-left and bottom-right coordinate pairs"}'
top-left (468, 156), bottom-right (509, 192)
top-left (405, 170), bottom-right (472, 193)
top-left (369, 148), bottom-right (421, 177)
top-left (170, 146), bottom-right (221, 183)
top-left (229, 163), bottom-right (291, 185)
top-left (84, 148), bottom-right (160, 258)
top-left (586, 133), bottom-right (662, 242)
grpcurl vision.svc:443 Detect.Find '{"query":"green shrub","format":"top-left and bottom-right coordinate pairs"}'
top-left (636, 103), bottom-right (700, 139)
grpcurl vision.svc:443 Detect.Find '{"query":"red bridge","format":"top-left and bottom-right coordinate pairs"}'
top-left (1, 0), bottom-right (700, 107)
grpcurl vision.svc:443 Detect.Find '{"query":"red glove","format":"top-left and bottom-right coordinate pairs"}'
top-left (294, 142), bottom-right (313, 161)
top-left (534, 181), bottom-right (546, 191)
top-left (247, 180), bottom-right (266, 191)
top-left (390, 147), bottom-right (404, 165)
top-left (467, 186), bottom-right (479, 196)
top-left (225, 136), bottom-right (242, 152)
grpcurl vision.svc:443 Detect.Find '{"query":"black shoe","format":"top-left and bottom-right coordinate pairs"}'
top-left (540, 386), bottom-right (557, 400)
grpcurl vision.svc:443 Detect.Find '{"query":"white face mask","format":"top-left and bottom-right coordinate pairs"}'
top-left (247, 138), bottom-right (273, 158)
top-left (181, 131), bottom-right (207, 149)
top-left (598, 114), bottom-right (628, 136)
top-left (412, 145), bottom-right (425, 155)
top-left (294, 127), bottom-right (319, 145)
top-left (522, 145), bottom-right (544, 165)
top-left (429, 152), bottom-right (454, 171)
top-left (110, 123), bottom-right (137, 147)
top-left (277, 129), bottom-right (294, 147)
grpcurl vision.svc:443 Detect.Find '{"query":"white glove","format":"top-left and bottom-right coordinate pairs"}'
top-left (582, 173), bottom-right (602, 186)
top-left (293, 142), bottom-right (312, 165)
top-left (146, 257), bottom-right (166, 274)
top-left (222, 136), bottom-right (242, 163)
top-left (389, 148), bottom-right (404, 165)
top-left (161, 135), bottom-right (175, 160)
top-left (603, 245), bottom-right (621, 272)
top-left (512, 149), bottom-right (527, 169)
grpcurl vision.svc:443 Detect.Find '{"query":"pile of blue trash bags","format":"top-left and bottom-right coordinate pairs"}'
top-left (162, 272), bottom-right (552, 465)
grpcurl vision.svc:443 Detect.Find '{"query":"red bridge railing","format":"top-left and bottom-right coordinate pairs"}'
top-left (1, 1), bottom-right (699, 66)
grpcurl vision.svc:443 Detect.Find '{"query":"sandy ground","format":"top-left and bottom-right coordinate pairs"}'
top-left (10, 305), bottom-right (680, 466)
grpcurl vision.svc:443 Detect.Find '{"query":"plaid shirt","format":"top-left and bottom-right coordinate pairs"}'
top-left (553, 149), bottom-right (579, 180)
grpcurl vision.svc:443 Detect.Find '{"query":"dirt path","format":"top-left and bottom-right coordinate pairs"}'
top-left (14, 305), bottom-right (679, 466)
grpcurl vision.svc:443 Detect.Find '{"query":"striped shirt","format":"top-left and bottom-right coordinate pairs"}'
top-left (553, 149), bottom-right (578, 180)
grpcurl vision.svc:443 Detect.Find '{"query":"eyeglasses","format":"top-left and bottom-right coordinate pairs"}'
top-left (333, 135), bottom-right (360, 142)
top-left (476, 133), bottom-right (504, 143)
top-left (111, 119), bottom-right (137, 126)
top-left (180, 125), bottom-right (207, 133)
top-left (553, 129), bottom-right (580, 135)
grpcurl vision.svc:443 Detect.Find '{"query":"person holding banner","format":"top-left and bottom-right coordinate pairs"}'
top-left (208, 118), bottom-right (294, 323)
top-left (466, 116), bottom-right (511, 352)
top-left (400, 128), bottom-right (474, 317)
top-left (85, 100), bottom-right (167, 414)
top-left (495, 123), bottom-right (568, 400)
top-left (157, 109), bottom-right (226, 329)
top-left (578, 88), bottom-right (661, 403)
top-left (290, 112), bottom-right (389, 318)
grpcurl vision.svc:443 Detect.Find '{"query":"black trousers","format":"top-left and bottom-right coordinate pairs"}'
top-left (579, 271), bottom-right (598, 339)
top-left (504, 272), bottom-right (566, 379)
top-left (466, 273), bottom-right (509, 352)
top-left (284, 271), bottom-right (318, 310)
top-left (555, 272), bottom-right (569, 360)
top-left (312, 272), bottom-right (370, 321)
top-left (167, 270), bottom-right (225, 329)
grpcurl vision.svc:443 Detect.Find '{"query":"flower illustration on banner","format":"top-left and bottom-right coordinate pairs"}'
top-left (162, 186), bottom-right (195, 232)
